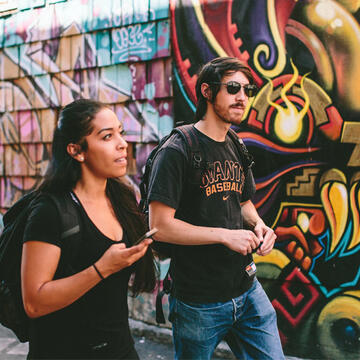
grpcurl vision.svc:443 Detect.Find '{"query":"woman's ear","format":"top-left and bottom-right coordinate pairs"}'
top-left (67, 143), bottom-right (84, 162)
top-left (201, 83), bottom-right (211, 100)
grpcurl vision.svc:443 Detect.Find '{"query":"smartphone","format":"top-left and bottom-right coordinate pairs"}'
top-left (133, 228), bottom-right (158, 246)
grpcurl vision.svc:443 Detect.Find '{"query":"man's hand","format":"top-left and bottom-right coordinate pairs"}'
top-left (223, 229), bottom-right (261, 255)
top-left (253, 221), bottom-right (277, 256)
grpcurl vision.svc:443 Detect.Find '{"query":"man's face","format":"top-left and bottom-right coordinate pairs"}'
top-left (211, 71), bottom-right (250, 126)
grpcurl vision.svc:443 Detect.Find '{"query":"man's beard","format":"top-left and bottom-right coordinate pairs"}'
top-left (213, 101), bottom-right (245, 126)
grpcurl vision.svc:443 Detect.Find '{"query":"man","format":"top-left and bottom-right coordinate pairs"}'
top-left (148, 57), bottom-right (284, 359)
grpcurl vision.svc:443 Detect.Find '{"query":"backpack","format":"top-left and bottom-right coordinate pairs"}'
top-left (0, 191), bottom-right (80, 342)
top-left (139, 124), bottom-right (255, 323)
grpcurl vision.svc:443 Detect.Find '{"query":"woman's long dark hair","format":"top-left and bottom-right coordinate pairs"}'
top-left (38, 98), bottom-right (157, 295)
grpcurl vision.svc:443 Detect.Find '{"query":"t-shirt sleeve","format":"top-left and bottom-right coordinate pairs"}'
top-left (147, 146), bottom-right (188, 210)
top-left (23, 196), bottom-right (62, 248)
top-left (241, 168), bottom-right (256, 202)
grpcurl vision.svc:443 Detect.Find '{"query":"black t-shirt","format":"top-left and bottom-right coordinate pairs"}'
top-left (148, 126), bottom-right (256, 303)
top-left (23, 193), bottom-right (134, 359)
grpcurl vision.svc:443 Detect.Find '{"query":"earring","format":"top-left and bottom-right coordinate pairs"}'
top-left (79, 156), bottom-right (84, 162)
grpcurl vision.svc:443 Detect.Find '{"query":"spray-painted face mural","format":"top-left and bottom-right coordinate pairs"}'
top-left (172, 0), bottom-right (360, 358)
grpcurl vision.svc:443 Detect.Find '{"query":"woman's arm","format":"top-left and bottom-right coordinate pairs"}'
top-left (149, 200), bottom-right (260, 255)
top-left (21, 238), bottom-right (151, 318)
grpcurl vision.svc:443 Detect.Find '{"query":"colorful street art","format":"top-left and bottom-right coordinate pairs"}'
top-left (0, 0), bottom-right (172, 213)
top-left (1, 0), bottom-right (360, 359)
top-left (171, 0), bottom-right (360, 359)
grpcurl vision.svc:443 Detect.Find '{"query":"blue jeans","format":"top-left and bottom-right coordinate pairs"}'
top-left (169, 278), bottom-right (285, 360)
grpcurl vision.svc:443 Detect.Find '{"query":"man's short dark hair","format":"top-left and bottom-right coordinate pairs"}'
top-left (194, 57), bottom-right (255, 122)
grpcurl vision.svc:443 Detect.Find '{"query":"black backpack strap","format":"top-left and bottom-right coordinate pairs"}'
top-left (139, 129), bottom-right (181, 214)
top-left (175, 124), bottom-right (216, 180)
top-left (155, 268), bottom-right (173, 324)
top-left (46, 192), bottom-right (81, 241)
top-left (139, 124), bottom-right (203, 214)
top-left (227, 128), bottom-right (255, 174)
top-left (173, 124), bottom-right (202, 169)
top-left (45, 192), bottom-right (81, 275)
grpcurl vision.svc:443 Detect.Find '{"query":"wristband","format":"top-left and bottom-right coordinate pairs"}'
top-left (93, 263), bottom-right (105, 280)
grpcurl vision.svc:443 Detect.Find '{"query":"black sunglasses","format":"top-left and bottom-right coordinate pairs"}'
top-left (212, 81), bottom-right (258, 97)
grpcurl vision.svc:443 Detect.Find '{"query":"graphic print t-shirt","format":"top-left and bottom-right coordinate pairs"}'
top-left (148, 126), bottom-right (256, 303)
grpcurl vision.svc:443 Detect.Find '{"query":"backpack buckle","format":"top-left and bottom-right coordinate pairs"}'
top-left (192, 153), bottom-right (202, 169)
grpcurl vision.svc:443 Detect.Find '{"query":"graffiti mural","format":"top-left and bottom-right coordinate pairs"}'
top-left (0, 0), bottom-right (172, 214)
top-left (171, 0), bottom-right (360, 359)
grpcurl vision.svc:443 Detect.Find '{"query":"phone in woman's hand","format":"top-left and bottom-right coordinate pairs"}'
top-left (133, 228), bottom-right (158, 246)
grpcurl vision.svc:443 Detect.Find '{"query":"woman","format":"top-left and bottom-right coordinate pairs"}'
top-left (21, 99), bottom-right (157, 359)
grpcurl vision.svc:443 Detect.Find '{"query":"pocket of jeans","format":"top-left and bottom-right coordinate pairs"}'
top-left (179, 300), bottom-right (226, 312)
top-left (177, 299), bottom-right (230, 330)
top-left (173, 299), bottom-right (219, 341)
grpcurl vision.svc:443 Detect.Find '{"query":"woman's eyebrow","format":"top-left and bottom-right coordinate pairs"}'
top-left (97, 125), bottom-right (122, 135)
top-left (97, 127), bottom-right (113, 135)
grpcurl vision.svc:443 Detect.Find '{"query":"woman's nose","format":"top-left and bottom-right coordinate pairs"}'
top-left (117, 134), bottom-right (128, 149)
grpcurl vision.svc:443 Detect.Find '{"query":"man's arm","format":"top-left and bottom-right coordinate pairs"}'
top-left (241, 200), bottom-right (276, 256)
top-left (149, 200), bottom-right (261, 255)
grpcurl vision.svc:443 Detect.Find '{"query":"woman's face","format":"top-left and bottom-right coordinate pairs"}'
top-left (81, 107), bottom-right (128, 179)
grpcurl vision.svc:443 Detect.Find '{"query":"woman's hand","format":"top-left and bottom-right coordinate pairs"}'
top-left (95, 238), bottom-right (153, 278)
top-left (21, 238), bottom-right (152, 318)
